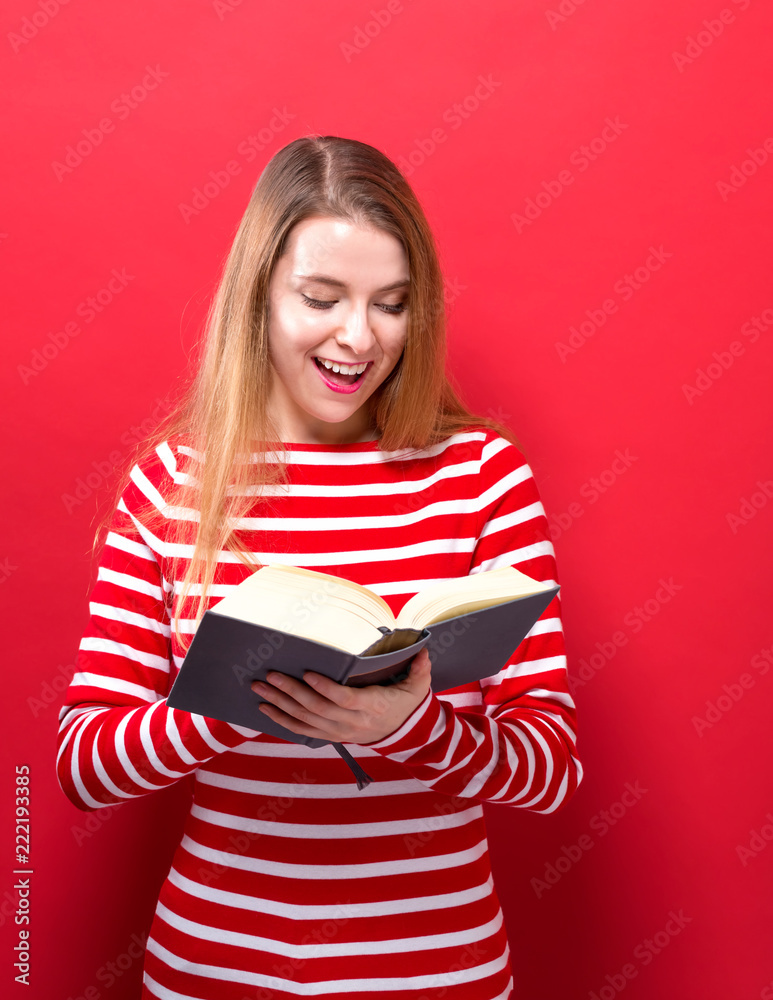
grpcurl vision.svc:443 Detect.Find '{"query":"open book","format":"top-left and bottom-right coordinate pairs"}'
top-left (167, 564), bottom-right (560, 749)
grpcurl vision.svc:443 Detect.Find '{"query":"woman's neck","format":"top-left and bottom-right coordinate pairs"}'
top-left (268, 412), bottom-right (378, 445)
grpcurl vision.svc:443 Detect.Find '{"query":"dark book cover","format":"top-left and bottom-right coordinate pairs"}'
top-left (166, 585), bottom-right (560, 748)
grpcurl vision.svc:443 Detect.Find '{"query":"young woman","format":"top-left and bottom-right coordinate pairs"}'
top-left (56, 135), bottom-right (583, 1000)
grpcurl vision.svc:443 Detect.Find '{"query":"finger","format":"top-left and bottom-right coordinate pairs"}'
top-left (255, 682), bottom-right (337, 731)
top-left (412, 648), bottom-right (431, 669)
top-left (303, 671), bottom-right (359, 709)
top-left (400, 649), bottom-right (431, 686)
top-left (257, 700), bottom-right (335, 740)
top-left (259, 673), bottom-right (351, 726)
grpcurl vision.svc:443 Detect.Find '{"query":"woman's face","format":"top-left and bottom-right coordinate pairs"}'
top-left (266, 215), bottom-right (410, 444)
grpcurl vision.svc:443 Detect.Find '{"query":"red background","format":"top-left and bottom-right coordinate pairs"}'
top-left (2, 1), bottom-right (772, 997)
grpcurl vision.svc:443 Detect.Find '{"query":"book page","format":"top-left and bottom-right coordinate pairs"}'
top-left (209, 565), bottom-right (397, 654)
top-left (210, 585), bottom-right (383, 654)
top-left (242, 565), bottom-right (397, 624)
top-left (396, 566), bottom-right (554, 629)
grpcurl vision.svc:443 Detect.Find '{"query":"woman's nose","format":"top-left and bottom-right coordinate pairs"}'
top-left (335, 304), bottom-right (377, 355)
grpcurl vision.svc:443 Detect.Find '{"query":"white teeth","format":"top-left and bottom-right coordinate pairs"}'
top-left (318, 358), bottom-right (368, 375)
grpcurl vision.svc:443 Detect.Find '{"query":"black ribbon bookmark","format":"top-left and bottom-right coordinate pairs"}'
top-left (332, 743), bottom-right (373, 790)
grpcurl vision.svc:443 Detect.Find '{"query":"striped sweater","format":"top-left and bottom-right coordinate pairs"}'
top-left (56, 428), bottom-right (582, 1000)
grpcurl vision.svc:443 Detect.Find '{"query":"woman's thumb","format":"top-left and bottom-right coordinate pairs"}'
top-left (408, 647), bottom-right (431, 681)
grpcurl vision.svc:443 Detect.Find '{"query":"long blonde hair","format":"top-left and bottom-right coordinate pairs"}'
top-left (98, 135), bottom-right (518, 651)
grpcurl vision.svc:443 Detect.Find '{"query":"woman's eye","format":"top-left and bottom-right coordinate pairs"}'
top-left (301, 294), bottom-right (406, 314)
top-left (302, 295), bottom-right (336, 310)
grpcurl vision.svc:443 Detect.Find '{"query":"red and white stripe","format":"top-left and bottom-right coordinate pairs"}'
top-left (57, 428), bottom-right (582, 999)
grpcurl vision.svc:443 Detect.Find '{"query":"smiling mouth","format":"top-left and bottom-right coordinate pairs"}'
top-left (313, 356), bottom-right (371, 386)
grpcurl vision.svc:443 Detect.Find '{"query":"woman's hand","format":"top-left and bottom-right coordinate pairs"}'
top-left (250, 648), bottom-right (432, 744)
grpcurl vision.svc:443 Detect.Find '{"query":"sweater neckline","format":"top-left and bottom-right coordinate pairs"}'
top-left (276, 438), bottom-right (381, 451)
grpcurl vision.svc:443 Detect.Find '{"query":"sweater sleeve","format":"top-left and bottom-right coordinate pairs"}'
top-left (364, 433), bottom-right (583, 812)
top-left (55, 446), bottom-right (263, 813)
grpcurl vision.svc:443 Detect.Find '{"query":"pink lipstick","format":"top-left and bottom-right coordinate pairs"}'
top-left (313, 357), bottom-right (371, 394)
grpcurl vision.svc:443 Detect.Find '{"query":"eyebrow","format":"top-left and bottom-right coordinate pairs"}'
top-left (293, 272), bottom-right (410, 293)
